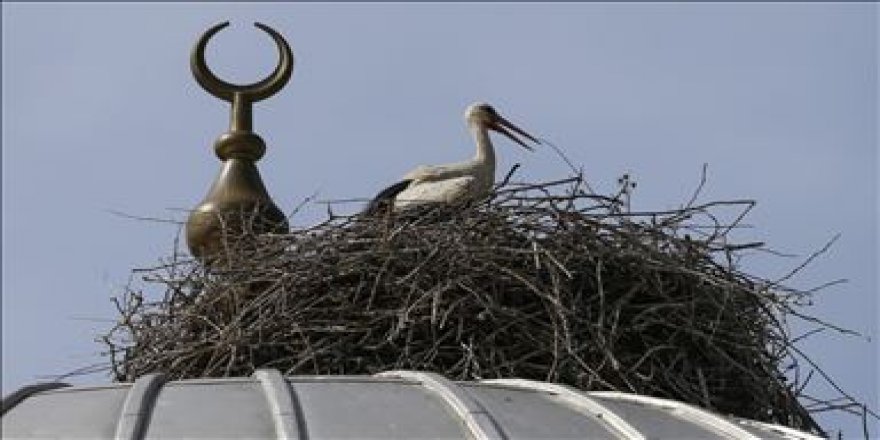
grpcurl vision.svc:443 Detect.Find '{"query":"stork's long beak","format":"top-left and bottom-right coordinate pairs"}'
top-left (491, 117), bottom-right (540, 151)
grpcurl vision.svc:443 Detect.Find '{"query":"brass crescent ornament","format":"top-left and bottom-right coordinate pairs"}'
top-left (191, 21), bottom-right (294, 103)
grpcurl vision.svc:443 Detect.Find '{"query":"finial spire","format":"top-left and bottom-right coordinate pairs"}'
top-left (185, 22), bottom-right (293, 261)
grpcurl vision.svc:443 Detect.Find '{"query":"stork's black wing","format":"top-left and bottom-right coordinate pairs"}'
top-left (362, 179), bottom-right (413, 215)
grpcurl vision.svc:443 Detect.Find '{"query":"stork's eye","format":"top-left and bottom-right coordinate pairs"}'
top-left (483, 106), bottom-right (497, 115)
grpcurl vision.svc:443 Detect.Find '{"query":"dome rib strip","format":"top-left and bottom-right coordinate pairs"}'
top-left (376, 371), bottom-right (507, 440)
top-left (114, 373), bottom-right (167, 440)
top-left (253, 369), bottom-right (308, 440)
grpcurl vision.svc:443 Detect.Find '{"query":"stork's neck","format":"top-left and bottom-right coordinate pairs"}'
top-left (470, 121), bottom-right (495, 166)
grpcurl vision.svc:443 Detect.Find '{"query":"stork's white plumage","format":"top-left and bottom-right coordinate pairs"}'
top-left (367, 102), bottom-right (539, 213)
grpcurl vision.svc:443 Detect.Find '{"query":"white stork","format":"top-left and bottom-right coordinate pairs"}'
top-left (366, 102), bottom-right (540, 213)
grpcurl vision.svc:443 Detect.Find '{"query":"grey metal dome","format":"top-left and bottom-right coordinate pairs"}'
top-left (2, 370), bottom-right (820, 440)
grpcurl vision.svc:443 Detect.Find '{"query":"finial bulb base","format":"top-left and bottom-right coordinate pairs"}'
top-left (185, 158), bottom-right (288, 262)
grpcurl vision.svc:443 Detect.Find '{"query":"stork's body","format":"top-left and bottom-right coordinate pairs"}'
top-left (367, 103), bottom-right (538, 213)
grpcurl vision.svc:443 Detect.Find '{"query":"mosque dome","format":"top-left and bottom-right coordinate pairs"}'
top-left (2, 369), bottom-right (820, 439)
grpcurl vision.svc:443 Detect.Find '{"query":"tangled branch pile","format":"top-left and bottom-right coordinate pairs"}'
top-left (104, 173), bottom-right (838, 433)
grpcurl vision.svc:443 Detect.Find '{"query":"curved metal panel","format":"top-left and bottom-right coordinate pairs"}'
top-left (376, 371), bottom-right (507, 440)
top-left (591, 391), bottom-right (761, 440)
top-left (734, 418), bottom-right (825, 440)
top-left (253, 369), bottom-right (307, 440)
top-left (1, 382), bottom-right (70, 416)
top-left (114, 373), bottom-right (167, 440)
top-left (482, 379), bottom-right (645, 440)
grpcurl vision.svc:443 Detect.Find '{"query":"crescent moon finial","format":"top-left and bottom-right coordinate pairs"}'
top-left (185, 22), bottom-right (293, 262)
top-left (191, 21), bottom-right (294, 104)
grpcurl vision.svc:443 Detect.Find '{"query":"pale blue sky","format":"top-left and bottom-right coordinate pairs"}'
top-left (2, 3), bottom-right (877, 436)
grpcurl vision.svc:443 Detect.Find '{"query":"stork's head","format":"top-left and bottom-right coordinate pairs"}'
top-left (465, 102), bottom-right (540, 151)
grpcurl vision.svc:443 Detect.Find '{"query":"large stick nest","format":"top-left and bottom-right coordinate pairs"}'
top-left (104, 173), bottom-right (845, 434)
